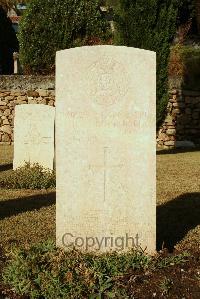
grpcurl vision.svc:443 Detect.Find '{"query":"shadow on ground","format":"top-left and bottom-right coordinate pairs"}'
top-left (0, 163), bottom-right (13, 172)
top-left (1, 190), bottom-right (200, 252)
top-left (157, 192), bottom-right (200, 251)
top-left (156, 148), bottom-right (200, 155)
top-left (0, 192), bottom-right (56, 220)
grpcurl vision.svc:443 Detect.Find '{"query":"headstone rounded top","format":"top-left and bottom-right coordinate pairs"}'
top-left (15, 104), bottom-right (53, 111)
top-left (56, 45), bottom-right (156, 57)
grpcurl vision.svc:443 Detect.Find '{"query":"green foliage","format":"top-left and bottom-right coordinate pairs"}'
top-left (153, 251), bottom-right (190, 269)
top-left (113, 0), bottom-right (182, 126)
top-left (18, 0), bottom-right (111, 74)
top-left (0, 162), bottom-right (56, 189)
top-left (181, 45), bottom-right (200, 90)
top-left (159, 277), bottom-right (173, 295)
top-left (2, 240), bottom-right (191, 299)
top-left (2, 241), bottom-right (150, 299)
top-left (168, 44), bottom-right (200, 90)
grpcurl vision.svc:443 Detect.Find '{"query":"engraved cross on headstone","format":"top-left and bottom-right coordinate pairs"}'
top-left (89, 147), bottom-right (123, 201)
top-left (24, 126), bottom-right (52, 145)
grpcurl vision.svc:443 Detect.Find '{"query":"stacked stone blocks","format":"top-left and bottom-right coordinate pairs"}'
top-left (157, 89), bottom-right (200, 149)
top-left (0, 89), bottom-right (55, 143)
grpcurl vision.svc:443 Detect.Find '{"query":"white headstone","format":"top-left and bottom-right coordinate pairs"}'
top-left (56, 46), bottom-right (156, 253)
top-left (13, 104), bottom-right (55, 170)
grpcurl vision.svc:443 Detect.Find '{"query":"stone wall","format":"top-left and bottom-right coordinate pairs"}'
top-left (1, 76), bottom-right (200, 148)
top-left (0, 75), bottom-right (55, 90)
top-left (0, 76), bottom-right (55, 144)
top-left (157, 89), bottom-right (200, 149)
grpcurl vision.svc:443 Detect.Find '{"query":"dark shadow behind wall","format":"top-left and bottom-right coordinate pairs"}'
top-left (0, 7), bottom-right (19, 74)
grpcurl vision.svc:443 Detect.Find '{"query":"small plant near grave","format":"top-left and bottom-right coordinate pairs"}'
top-left (2, 241), bottom-right (191, 299)
top-left (153, 251), bottom-right (190, 269)
top-left (159, 277), bottom-right (174, 295)
top-left (0, 162), bottom-right (56, 189)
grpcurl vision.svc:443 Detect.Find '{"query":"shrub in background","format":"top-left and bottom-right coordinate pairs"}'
top-left (180, 45), bottom-right (200, 90)
top-left (113, 0), bottom-right (183, 126)
top-left (167, 19), bottom-right (191, 85)
top-left (18, 0), bottom-right (111, 74)
top-left (0, 162), bottom-right (56, 189)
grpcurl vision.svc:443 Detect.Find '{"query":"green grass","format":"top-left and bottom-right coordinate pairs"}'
top-left (0, 145), bottom-right (55, 250)
top-left (0, 145), bottom-right (200, 252)
top-left (157, 149), bottom-right (200, 252)
top-left (0, 145), bottom-right (200, 298)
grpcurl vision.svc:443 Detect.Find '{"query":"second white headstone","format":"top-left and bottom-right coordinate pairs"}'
top-left (13, 104), bottom-right (55, 170)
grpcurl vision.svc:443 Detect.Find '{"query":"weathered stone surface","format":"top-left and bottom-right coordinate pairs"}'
top-left (1, 133), bottom-right (10, 142)
top-left (8, 102), bottom-right (15, 108)
top-left (4, 109), bottom-right (10, 116)
top-left (0, 89), bottom-right (56, 144)
top-left (13, 104), bottom-right (55, 170)
top-left (169, 135), bottom-right (176, 141)
top-left (165, 115), bottom-right (173, 124)
top-left (173, 102), bottom-right (179, 108)
top-left (166, 129), bottom-right (176, 135)
top-left (172, 109), bottom-right (180, 115)
top-left (49, 90), bottom-right (55, 96)
top-left (10, 91), bottom-right (25, 96)
top-left (3, 119), bottom-right (9, 125)
top-left (48, 100), bottom-right (54, 106)
top-left (170, 89), bottom-right (178, 95)
top-left (0, 105), bottom-right (7, 110)
top-left (0, 92), bottom-right (10, 97)
top-left (37, 89), bottom-right (49, 97)
top-left (56, 46), bottom-right (156, 254)
top-left (27, 90), bottom-right (39, 97)
top-left (37, 97), bottom-right (47, 105)
top-left (28, 98), bottom-right (37, 104)
top-left (0, 125), bottom-right (12, 134)
top-left (163, 145), bottom-right (171, 149)
top-left (16, 96), bottom-right (27, 103)
top-left (159, 133), bottom-right (167, 141)
top-left (164, 141), bottom-right (175, 146)
top-left (169, 97), bottom-right (176, 103)
top-left (5, 96), bottom-right (14, 102)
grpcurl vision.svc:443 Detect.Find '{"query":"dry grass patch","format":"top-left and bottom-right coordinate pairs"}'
top-left (0, 145), bottom-right (200, 253)
top-left (157, 149), bottom-right (200, 252)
